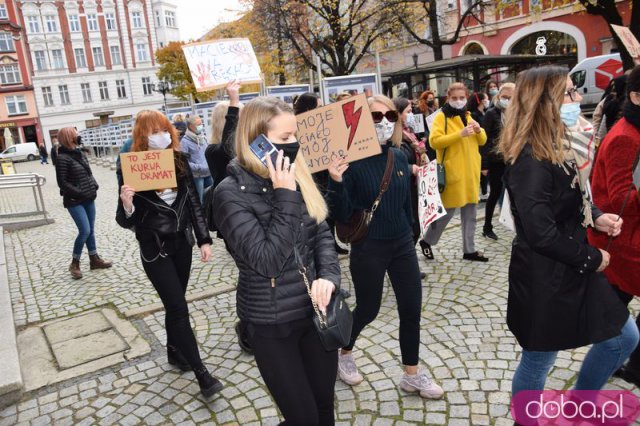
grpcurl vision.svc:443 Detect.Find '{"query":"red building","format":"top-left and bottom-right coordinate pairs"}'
top-left (0, 0), bottom-right (42, 150)
top-left (448, 0), bottom-right (633, 65)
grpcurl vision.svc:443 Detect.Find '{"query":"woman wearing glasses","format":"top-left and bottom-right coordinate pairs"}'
top-left (419, 82), bottom-right (488, 261)
top-left (328, 95), bottom-right (444, 399)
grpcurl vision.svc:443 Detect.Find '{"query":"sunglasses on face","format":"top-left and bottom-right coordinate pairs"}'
top-left (371, 110), bottom-right (399, 123)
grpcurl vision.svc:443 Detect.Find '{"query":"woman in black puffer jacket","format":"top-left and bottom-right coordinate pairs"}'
top-left (116, 110), bottom-right (222, 399)
top-left (55, 127), bottom-right (112, 280)
top-left (213, 97), bottom-right (340, 425)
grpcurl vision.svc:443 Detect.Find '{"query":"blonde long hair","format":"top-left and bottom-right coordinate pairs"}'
top-left (235, 97), bottom-right (328, 223)
top-left (368, 95), bottom-right (402, 147)
top-left (499, 66), bottom-right (567, 165)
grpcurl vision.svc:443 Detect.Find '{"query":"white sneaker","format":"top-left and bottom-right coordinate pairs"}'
top-left (338, 352), bottom-right (364, 386)
top-left (399, 372), bottom-right (444, 399)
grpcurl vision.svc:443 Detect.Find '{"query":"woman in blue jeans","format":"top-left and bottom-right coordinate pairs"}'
top-left (55, 127), bottom-right (112, 279)
top-left (498, 66), bottom-right (638, 408)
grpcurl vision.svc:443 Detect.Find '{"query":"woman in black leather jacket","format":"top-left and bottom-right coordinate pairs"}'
top-left (116, 110), bottom-right (222, 398)
top-left (213, 97), bottom-right (340, 425)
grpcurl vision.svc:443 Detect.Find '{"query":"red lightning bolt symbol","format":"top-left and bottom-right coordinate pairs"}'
top-left (342, 100), bottom-right (362, 151)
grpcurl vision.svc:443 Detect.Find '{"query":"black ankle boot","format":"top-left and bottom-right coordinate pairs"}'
top-left (167, 345), bottom-right (191, 371)
top-left (194, 366), bottom-right (223, 398)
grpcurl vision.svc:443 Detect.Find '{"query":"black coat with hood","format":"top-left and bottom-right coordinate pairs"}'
top-left (55, 144), bottom-right (99, 208)
top-left (116, 152), bottom-right (212, 249)
top-left (212, 160), bottom-right (341, 325)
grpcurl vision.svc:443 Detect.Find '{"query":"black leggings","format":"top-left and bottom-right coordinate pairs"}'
top-left (346, 232), bottom-right (422, 365)
top-left (140, 235), bottom-right (203, 369)
top-left (484, 162), bottom-right (505, 231)
top-left (249, 322), bottom-right (338, 426)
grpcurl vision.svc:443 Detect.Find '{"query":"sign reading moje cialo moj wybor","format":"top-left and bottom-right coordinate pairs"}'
top-left (120, 149), bottom-right (177, 192)
top-left (295, 94), bottom-right (381, 173)
top-left (182, 38), bottom-right (262, 92)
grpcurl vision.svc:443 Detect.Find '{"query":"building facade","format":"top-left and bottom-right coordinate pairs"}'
top-left (151, 0), bottom-right (177, 48)
top-left (447, 0), bottom-right (632, 64)
top-left (0, 0), bottom-right (42, 150)
top-left (17, 0), bottom-right (179, 148)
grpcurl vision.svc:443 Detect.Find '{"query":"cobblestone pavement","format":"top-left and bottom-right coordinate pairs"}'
top-left (2, 160), bottom-right (639, 425)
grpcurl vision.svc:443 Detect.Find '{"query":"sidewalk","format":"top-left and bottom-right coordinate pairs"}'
top-left (0, 160), bottom-right (638, 425)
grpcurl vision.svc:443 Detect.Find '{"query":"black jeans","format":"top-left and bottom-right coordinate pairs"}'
top-left (248, 321), bottom-right (338, 426)
top-left (614, 288), bottom-right (640, 369)
top-left (484, 161), bottom-right (506, 231)
top-left (140, 234), bottom-right (203, 369)
top-left (346, 231), bottom-right (422, 365)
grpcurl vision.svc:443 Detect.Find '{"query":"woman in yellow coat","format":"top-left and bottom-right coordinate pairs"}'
top-left (419, 82), bottom-right (488, 261)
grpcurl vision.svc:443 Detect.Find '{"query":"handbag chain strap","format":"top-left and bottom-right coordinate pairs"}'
top-left (294, 246), bottom-right (327, 328)
top-left (371, 149), bottom-right (395, 213)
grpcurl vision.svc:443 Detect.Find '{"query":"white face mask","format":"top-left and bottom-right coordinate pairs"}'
top-left (450, 99), bottom-right (467, 110)
top-left (375, 117), bottom-right (395, 144)
top-left (482, 99), bottom-right (491, 109)
top-left (498, 98), bottom-right (510, 109)
top-left (148, 132), bottom-right (172, 150)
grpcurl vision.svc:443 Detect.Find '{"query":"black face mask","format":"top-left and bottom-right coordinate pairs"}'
top-left (624, 100), bottom-right (640, 130)
top-left (272, 141), bottom-right (300, 163)
top-left (426, 100), bottom-right (435, 107)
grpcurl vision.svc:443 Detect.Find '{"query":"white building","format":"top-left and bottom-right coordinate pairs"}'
top-left (151, 0), bottom-right (178, 48)
top-left (17, 0), bottom-right (179, 148)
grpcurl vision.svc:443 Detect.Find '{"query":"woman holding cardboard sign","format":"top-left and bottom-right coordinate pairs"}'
top-left (328, 95), bottom-right (444, 400)
top-left (116, 110), bottom-right (223, 399)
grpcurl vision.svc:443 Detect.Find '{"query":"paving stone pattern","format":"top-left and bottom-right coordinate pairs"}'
top-left (2, 160), bottom-right (640, 425)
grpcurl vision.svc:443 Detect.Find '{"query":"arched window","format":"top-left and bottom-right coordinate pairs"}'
top-left (510, 31), bottom-right (577, 56)
top-left (463, 42), bottom-right (485, 55)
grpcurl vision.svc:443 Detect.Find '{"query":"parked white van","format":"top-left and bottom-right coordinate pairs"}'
top-left (0, 142), bottom-right (39, 162)
top-left (570, 53), bottom-right (623, 113)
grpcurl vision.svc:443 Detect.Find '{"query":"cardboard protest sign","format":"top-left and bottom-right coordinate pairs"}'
top-left (182, 38), bottom-right (262, 92)
top-left (120, 149), bottom-right (177, 191)
top-left (417, 160), bottom-right (447, 237)
top-left (296, 94), bottom-right (381, 173)
top-left (612, 25), bottom-right (640, 64)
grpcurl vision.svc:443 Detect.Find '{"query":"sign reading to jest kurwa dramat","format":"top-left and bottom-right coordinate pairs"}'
top-left (612, 25), bottom-right (640, 64)
top-left (120, 149), bottom-right (177, 191)
top-left (417, 160), bottom-right (447, 237)
top-left (182, 38), bottom-right (262, 92)
top-left (296, 94), bottom-right (381, 173)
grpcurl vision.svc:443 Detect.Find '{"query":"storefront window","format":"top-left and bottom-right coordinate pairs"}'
top-left (510, 30), bottom-right (577, 56)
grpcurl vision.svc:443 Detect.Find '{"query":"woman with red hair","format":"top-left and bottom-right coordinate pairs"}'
top-left (116, 110), bottom-right (222, 398)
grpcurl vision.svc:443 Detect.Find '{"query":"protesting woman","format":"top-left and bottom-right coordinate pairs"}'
top-left (588, 65), bottom-right (640, 386)
top-left (419, 83), bottom-right (488, 261)
top-left (328, 95), bottom-right (443, 399)
top-left (481, 83), bottom-right (515, 240)
top-left (116, 110), bottom-right (222, 398)
top-left (55, 127), bottom-right (112, 279)
top-left (499, 66), bottom-right (637, 401)
top-left (213, 97), bottom-right (341, 424)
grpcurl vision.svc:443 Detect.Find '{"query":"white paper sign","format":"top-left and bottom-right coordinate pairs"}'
top-left (409, 113), bottom-right (425, 134)
top-left (182, 38), bottom-right (262, 92)
top-left (425, 109), bottom-right (440, 131)
top-left (417, 160), bottom-right (447, 237)
top-left (499, 191), bottom-right (515, 232)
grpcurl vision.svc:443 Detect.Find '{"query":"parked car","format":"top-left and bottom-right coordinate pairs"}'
top-left (570, 53), bottom-right (623, 113)
top-left (0, 142), bottom-right (40, 162)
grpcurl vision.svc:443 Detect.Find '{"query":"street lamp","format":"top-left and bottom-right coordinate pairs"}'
top-left (154, 80), bottom-right (170, 112)
top-left (412, 53), bottom-right (419, 69)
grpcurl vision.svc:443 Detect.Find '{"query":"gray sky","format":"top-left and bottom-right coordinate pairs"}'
top-left (176, 0), bottom-right (244, 42)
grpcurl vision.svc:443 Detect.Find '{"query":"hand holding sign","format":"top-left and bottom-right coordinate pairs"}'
top-left (120, 149), bottom-right (177, 191)
top-left (182, 39), bottom-right (262, 92)
top-left (328, 156), bottom-right (349, 183)
top-left (296, 94), bottom-right (381, 173)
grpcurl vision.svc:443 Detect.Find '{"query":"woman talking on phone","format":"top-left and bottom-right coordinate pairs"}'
top-left (116, 110), bottom-right (223, 398)
top-left (213, 97), bottom-right (341, 425)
